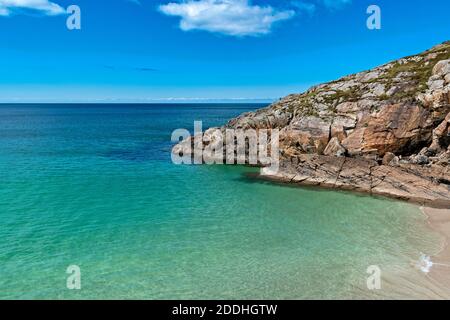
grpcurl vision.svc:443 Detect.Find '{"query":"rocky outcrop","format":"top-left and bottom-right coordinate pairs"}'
top-left (173, 41), bottom-right (450, 207)
top-left (260, 155), bottom-right (450, 208)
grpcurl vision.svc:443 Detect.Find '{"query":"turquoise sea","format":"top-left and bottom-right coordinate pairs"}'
top-left (0, 104), bottom-right (443, 299)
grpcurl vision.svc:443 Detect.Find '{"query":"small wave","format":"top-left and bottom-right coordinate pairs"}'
top-left (417, 253), bottom-right (433, 273)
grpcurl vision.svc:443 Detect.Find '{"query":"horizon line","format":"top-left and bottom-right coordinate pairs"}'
top-left (0, 101), bottom-right (274, 105)
top-left (0, 98), bottom-right (277, 104)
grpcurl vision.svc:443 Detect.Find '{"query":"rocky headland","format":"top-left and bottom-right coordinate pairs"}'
top-left (174, 42), bottom-right (450, 208)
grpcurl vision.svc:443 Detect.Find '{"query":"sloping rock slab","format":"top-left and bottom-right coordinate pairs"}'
top-left (261, 155), bottom-right (450, 208)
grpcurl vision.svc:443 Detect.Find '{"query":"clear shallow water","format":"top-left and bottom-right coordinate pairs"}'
top-left (0, 104), bottom-right (442, 299)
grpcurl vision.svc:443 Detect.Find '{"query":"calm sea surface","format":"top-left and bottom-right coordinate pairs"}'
top-left (0, 104), bottom-right (443, 299)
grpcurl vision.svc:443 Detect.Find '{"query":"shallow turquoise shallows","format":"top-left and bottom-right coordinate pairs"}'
top-left (0, 104), bottom-right (441, 299)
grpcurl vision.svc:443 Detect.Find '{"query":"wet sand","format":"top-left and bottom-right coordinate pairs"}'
top-left (422, 207), bottom-right (450, 296)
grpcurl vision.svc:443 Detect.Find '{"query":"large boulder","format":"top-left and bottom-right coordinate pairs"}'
top-left (342, 104), bottom-right (431, 157)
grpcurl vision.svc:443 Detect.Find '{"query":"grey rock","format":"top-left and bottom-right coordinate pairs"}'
top-left (413, 155), bottom-right (430, 165)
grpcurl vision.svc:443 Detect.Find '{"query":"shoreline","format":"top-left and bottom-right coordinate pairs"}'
top-left (258, 156), bottom-right (450, 210)
top-left (421, 207), bottom-right (450, 294)
top-left (258, 167), bottom-right (450, 211)
top-left (257, 166), bottom-right (450, 298)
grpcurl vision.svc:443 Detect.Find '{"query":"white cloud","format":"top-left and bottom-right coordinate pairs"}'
top-left (159, 0), bottom-right (295, 37)
top-left (291, 1), bottom-right (316, 15)
top-left (0, 0), bottom-right (65, 16)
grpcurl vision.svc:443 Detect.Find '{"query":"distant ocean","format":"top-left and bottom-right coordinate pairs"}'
top-left (0, 104), bottom-right (443, 299)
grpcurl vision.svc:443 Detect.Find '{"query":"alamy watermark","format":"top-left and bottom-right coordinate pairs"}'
top-left (367, 5), bottom-right (381, 30)
top-left (66, 5), bottom-right (81, 30)
top-left (171, 121), bottom-right (280, 173)
top-left (366, 265), bottom-right (381, 290)
top-left (66, 265), bottom-right (81, 290)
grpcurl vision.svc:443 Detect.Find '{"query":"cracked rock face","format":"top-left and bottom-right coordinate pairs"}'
top-left (173, 41), bottom-right (450, 206)
top-left (226, 42), bottom-right (450, 164)
top-left (261, 155), bottom-right (450, 207)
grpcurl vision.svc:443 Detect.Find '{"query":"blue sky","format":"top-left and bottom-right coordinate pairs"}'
top-left (0, 0), bottom-right (449, 102)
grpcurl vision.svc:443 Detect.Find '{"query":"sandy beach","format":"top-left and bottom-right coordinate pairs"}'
top-left (422, 207), bottom-right (450, 296)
